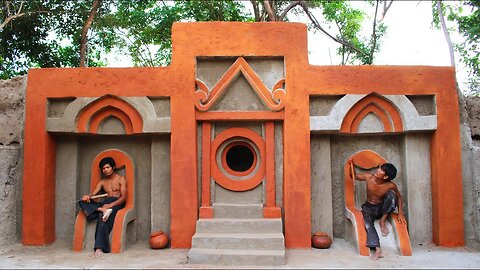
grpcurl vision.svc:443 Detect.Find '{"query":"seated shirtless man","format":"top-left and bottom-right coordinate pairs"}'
top-left (349, 159), bottom-right (407, 261)
top-left (79, 157), bottom-right (127, 258)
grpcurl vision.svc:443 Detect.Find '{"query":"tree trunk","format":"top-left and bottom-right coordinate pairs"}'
top-left (263, 0), bottom-right (276, 21)
top-left (436, 0), bottom-right (456, 68)
top-left (249, 0), bottom-right (261, 21)
top-left (436, 0), bottom-right (468, 122)
top-left (79, 0), bottom-right (101, 67)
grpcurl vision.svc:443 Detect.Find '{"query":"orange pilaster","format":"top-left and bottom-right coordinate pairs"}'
top-left (200, 122), bottom-right (213, 219)
top-left (22, 87), bottom-right (56, 245)
top-left (431, 88), bottom-right (464, 246)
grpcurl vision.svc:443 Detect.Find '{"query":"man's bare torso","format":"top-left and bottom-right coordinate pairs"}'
top-left (365, 174), bottom-right (395, 204)
top-left (100, 173), bottom-right (124, 198)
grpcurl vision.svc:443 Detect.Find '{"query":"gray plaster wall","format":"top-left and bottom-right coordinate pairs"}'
top-left (151, 136), bottom-right (171, 236)
top-left (0, 76), bottom-right (26, 251)
top-left (464, 96), bottom-right (480, 247)
top-left (310, 135), bottom-right (332, 237)
top-left (402, 133), bottom-right (432, 244)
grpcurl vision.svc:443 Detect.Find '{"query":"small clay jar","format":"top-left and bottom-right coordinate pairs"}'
top-left (311, 232), bottom-right (332, 249)
top-left (149, 231), bottom-right (169, 249)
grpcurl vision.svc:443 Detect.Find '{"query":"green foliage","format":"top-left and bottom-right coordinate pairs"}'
top-left (110, 0), bottom-right (249, 66)
top-left (433, 0), bottom-right (479, 94)
top-left (306, 0), bottom-right (386, 65)
top-left (0, 0), bottom-right (249, 77)
top-left (0, 0), bottom-right (112, 79)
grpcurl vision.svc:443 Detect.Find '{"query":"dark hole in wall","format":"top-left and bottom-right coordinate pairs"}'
top-left (226, 145), bottom-right (254, 172)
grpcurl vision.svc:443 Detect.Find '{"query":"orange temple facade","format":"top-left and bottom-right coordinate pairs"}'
top-left (21, 22), bottom-right (464, 253)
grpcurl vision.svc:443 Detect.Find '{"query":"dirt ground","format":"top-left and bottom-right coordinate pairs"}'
top-left (1, 238), bottom-right (479, 269)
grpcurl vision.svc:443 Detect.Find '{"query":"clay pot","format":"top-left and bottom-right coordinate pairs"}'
top-left (311, 232), bottom-right (332, 249)
top-left (149, 231), bottom-right (169, 249)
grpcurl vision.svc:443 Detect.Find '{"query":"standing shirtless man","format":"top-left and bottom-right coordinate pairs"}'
top-left (79, 156), bottom-right (127, 258)
top-left (349, 158), bottom-right (407, 260)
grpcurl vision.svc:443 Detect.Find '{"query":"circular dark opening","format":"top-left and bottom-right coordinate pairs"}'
top-left (226, 144), bottom-right (254, 172)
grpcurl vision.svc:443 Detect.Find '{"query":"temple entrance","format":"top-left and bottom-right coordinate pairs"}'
top-left (198, 122), bottom-right (281, 218)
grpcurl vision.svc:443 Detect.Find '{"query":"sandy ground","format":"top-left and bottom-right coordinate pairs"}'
top-left (1, 239), bottom-right (479, 269)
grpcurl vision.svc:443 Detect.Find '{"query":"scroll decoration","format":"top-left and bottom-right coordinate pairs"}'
top-left (194, 57), bottom-right (286, 111)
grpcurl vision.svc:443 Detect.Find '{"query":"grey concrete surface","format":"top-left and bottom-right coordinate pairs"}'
top-left (1, 239), bottom-right (479, 269)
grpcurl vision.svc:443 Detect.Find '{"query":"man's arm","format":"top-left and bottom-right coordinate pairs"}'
top-left (81, 181), bottom-right (104, 202)
top-left (348, 158), bottom-right (367, 181)
top-left (392, 183), bottom-right (407, 225)
top-left (103, 176), bottom-right (127, 209)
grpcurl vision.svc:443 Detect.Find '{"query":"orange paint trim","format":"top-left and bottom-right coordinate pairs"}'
top-left (351, 104), bottom-right (392, 133)
top-left (194, 57), bottom-right (285, 111)
top-left (89, 107), bottom-right (134, 134)
top-left (341, 94), bottom-right (403, 133)
top-left (200, 122), bottom-right (212, 219)
top-left (263, 207), bottom-right (282, 218)
top-left (199, 207), bottom-right (213, 219)
top-left (211, 127), bottom-right (265, 191)
top-left (263, 122), bottom-right (281, 218)
top-left (195, 111), bottom-right (284, 121)
top-left (430, 90), bottom-right (464, 246)
top-left (265, 122), bottom-right (276, 208)
top-left (77, 96), bottom-right (143, 134)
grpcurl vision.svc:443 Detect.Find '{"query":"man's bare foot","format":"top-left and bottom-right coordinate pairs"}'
top-left (371, 248), bottom-right (384, 261)
top-left (102, 209), bottom-right (112, 222)
top-left (93, 249), bottom-right (104, 258)
top-left (380, 222), bottom-right (389, 236)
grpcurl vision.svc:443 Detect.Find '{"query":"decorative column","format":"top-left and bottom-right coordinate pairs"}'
top-left (199, 122), bottom-right (213, 218)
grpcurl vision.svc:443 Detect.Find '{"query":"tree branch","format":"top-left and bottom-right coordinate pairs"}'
top-left (379, 0), bottom-right (394, 22)
top-left (300, 3), bottom-right (365, 56)
top-left (278, 1), bottom-right (303, 22)
top-left (249, 0), bottom-right (261, 22)
top-left (80, 0), bottom-right (102, 67)
top-left (368, 0), bottom-right (380, 64)
top-left (436, 0), bottom-right (456, 68)
top-left (0, 0), bottom-right (25, 30)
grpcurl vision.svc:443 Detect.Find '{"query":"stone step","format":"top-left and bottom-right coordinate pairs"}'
top-left (191, 232), bottom-right (285, 250)
top-left (195, 218), bottom-right (283, 234)
top-left (213, 203), bottom-right (263, 218)
top-left (188, 248), bottom-right (286, 266)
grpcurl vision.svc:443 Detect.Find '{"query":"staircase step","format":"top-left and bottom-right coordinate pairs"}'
top-left (192, 232), bottom-right (285, 250)
top-left (213, 203), bottom-right (263, 218)
top-left (196, 218), bottom-right (283, 234)
top-left (188, 248), bottom-right (286, 266)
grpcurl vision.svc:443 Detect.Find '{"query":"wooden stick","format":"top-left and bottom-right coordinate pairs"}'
top-left (90, 193), bottom-right (108, 199)
top-left (74, 193), bottom-right (108, 203)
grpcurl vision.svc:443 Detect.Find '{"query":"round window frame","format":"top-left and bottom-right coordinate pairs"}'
top-left (211, 127), bottom-right (265, 191)
top-left (222, 141), bottom-right (257, 177)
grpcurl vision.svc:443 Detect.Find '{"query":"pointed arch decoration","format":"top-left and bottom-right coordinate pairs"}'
top-left (340, 94), bottom-right (404, 133)
top-left (76, 95), bottom-right (143, 134)
top-left (89, 107), bottom-right (133, 134)
top-left (194, 57), bottom-right (286, 111)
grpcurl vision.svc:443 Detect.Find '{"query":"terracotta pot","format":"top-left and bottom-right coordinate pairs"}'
top-left (311, 232), bottom-right (332, 249)
top-left (149, 231), bottom-right (169, 249)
